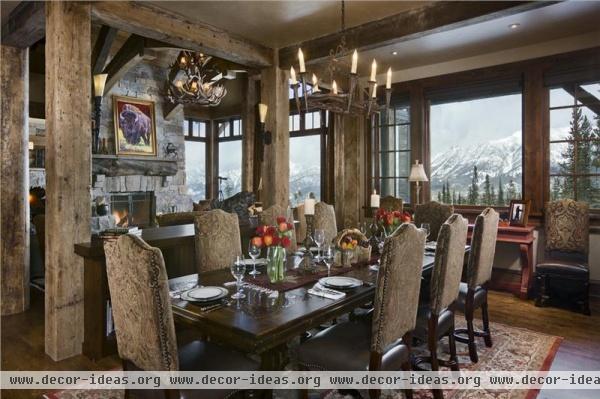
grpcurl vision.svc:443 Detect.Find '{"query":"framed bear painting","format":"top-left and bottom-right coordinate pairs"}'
top-left (113, 96), bottom-right (157, 156)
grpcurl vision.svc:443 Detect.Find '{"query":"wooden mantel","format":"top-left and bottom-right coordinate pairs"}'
top-left (92, 155), bottom-right (178, 177)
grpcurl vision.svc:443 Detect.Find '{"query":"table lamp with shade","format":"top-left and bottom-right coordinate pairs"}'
top-left (92, 73), bottom-right (108, 154)
top-left (409, 160), bottom-right (428, 205)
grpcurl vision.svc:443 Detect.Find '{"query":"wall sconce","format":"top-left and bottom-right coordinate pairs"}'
top-left (92, 73), bottom-right (108, 154)
top-left (258, 103), bottom-right (272, 145)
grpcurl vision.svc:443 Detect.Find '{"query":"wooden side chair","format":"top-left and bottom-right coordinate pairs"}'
top-left (157, 211), bottom-right (206, 227)
top-left (414, 214), bottom-right (468, 399)
top-left (454, 208), bottom-right (499, 363)
top-left (261, 204), bottom-right (297, 251)
top-left (104, 234), bottom-right (258, 399)
top-left (314, 201), bottom-right (338, 245)
top-left (194, 209), bottom-right (242, 273)
top-left (535, 199), bottom-right (590, 315)
top-left (414, 201), bottom-right (454, 241)
top-left (380, 195), bottom-right (403, 212)
top-left (298, 223), bottom-right (426, 399)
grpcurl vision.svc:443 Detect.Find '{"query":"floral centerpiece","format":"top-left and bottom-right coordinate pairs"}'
top-left (252, 216), bottom-right (293, 283)
top-left (375, 209), bottom-right (412, 234)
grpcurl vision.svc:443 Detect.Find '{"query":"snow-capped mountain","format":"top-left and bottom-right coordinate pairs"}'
top-left (430, 130), bottom-right (522, 196)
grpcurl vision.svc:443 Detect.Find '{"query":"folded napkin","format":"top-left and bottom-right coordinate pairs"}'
top-left (308, 284), bottom-right (346, 300)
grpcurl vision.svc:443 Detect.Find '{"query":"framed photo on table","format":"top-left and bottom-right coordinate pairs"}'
top-left (113, 96), bottom-right (157, 156)
top-left (509, 199), bottom-right (531, 227)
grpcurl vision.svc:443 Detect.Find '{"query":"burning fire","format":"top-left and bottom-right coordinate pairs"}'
top-left (113, 210), bottom-right (129, 227)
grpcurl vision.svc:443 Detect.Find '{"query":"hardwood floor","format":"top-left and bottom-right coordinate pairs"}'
top-left (2, 288), bottom-right (599, 398)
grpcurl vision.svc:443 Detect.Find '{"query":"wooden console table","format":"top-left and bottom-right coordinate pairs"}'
top-left (468, 224), bottom-right (536, 300)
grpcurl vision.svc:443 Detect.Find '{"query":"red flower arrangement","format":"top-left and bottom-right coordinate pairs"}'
top-left (375, 208), bottom-right (412, 227)
top-left (251, 216), bottom-right (293, 249)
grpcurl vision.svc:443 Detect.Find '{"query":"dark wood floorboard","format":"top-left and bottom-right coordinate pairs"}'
top-left (2, 288), bottom-right (599, 398)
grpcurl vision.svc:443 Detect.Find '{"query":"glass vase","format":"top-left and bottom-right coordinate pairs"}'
top-left (267, 246), bottom-right (286, 283)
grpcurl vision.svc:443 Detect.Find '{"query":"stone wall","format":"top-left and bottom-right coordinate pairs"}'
top-left (92, 61), bottom-right (191, 213)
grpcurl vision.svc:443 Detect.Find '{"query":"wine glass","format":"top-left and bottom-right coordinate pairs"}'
top-left (420, 223), bottom-right (431, 241)
top-left (322, 245), bottom-right (334, 276)
top-left (248, 241), bottom-right (261, 276)
top-left (314, 229), bottom-right (325, 260)
top-left (230, 255), bottom-right (246, 299)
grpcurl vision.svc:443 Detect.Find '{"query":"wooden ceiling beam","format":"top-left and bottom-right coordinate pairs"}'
top-left (102, 35), bottom-right (156, 93)
top-left (279, 1), bottom-right (556, 68)
top-left (91, 1), bottom-right (273, 68)
top-left (1, 1), bottom-right (45, 48)
top-left (92, 25), bottom-right (118, 74)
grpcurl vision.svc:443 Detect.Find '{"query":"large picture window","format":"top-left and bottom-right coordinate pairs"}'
top-left (184, 118), bottom-right (208, 201)
top-left (549, 82), bottom-right (600, 207)
top-left (217, 117), bottom-right (243, 199)
top-left (289, 110), bottom-right (327, 206)
top-left (371, 105), bottom-right (411, 202)
top-left (429, 93), bottom-right (522, 206)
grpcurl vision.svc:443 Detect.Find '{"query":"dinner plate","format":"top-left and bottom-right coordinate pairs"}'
top-left (318, 276), bottom-right (363, 289)
top-left (182, 286), bottom-right (228, 302)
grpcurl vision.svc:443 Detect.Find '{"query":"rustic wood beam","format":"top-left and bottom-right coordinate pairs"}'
top-left (1, 1), bottom-right (45, 48)
top-left (241, 75), bottom-right (258, 192)
top-left (1, 45), bottom-right (30, 316)
top-left (260, 52), bottom-right (290, 208)
top-left (45, 1), bottom-right (91, 361)
top-left (91, 1), bottom-right (273, 68)
top-left (92, 25), bottom-right (117, 74)
top-left (92, 157), bottom-right (178, 177)
top-left (102, 34), bottom-right (156, 93)
top-left (279, 1), bottom-right (555, 67)
top-left (163, 101), bottom-right (183, 121)
top-left (563, 85), bottom-right (600, 117)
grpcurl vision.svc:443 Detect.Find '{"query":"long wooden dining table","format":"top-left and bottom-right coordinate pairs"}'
top-left (169, 251), bottom-right (445, 371)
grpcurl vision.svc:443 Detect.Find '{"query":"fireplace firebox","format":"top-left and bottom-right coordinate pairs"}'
top-left (110, 192), bottom-right (155, 228)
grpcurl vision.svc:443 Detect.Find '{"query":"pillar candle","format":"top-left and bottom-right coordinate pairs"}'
top-left (304, 198), bottom-right (316, 215)
top-left (351, 50), bottom-right (358, 74)
top-left (370, 59), bottom-right (377, 82)
top-left (298, 48), bottom-right (306, 73)
top-left (290, 66), bottom-right (297, 85)
top-left (370, 190), bottom-right (380, 208)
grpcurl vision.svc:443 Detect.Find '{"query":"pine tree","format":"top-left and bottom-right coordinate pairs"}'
top-left (507, 179), bottom-right (517, 200)
top-left (483, 174), bottom-right (492, 205)
top-left (457, 193), bottom-right (463, 204)
top-left (437, 191), bottom-right (442, 202)
top-left (469, 165), bottom-right (479, 205)
top-left (452, 189), bottom-right (457, 205)
top-left (497, 177), bottom-right (505, 206)
top-left (441, 183), bottom-right (447, 204)
top-left (491, 185), bottom-right (496, 206)
top-left (444, 180), bottom-right (451, 204)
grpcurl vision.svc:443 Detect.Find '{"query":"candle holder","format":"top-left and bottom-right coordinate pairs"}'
top-left (346, 73), bottom-right (358, 112)
top-left (92, 96), bottom-right (102, 154)
top-left (292, 82), bottom-right (302, 115)
top-left (385, 87), bottom-right (392, 111)
top-left (300, 214), bottom-right (316, 271)
top-left (299, 72), bottom-right (309, 113)
top-left (367, 80), bottom-right (377, 116)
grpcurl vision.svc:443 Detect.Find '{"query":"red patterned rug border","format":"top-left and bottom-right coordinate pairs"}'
top-left (524, 336), bottom-right (564, 399)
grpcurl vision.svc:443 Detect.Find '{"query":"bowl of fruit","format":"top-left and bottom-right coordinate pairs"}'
top-left (334, 229), bottom-right (371, 267)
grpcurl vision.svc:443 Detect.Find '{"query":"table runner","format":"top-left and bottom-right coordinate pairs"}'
top-left (248, 258), bottom-right (378, 292)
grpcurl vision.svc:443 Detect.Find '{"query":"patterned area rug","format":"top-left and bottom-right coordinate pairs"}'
top-left (44, 319), bottom-right (561, 399)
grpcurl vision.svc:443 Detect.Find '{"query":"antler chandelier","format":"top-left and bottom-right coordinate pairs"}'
top-left (290, 0), bottom-right (392, 117)
top-left (166, 51), bottom-right (227, 106)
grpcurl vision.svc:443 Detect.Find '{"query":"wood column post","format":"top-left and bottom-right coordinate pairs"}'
top-left (45, 1), bottom-right (92, 360)
top-left (260, 53), bottom-right (289, 209)
top-left (523, 66), bottom-right (547, 215)
top-left (1, 45), bottom-right (30, 316)
top-left (410, 84), bottom-right (428, 205)
top-left (241, 75), bottom-right (258, 193)
top-left (333, 113), bottom-right (365, 228)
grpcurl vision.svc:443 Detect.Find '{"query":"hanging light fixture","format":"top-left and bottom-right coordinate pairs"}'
top-left (166, 51), bottom-right (228, 106)
top-left (290, 0), bottom-right (392, 117)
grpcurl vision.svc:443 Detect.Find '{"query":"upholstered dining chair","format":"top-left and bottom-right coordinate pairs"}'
top-left (194, 209), bottom-right (242, 273)
top-left (414, 214), bottom-right (468, 399)
top-left (414, 201), bottom-right (454, 242)
top-left (298, 223), bottom-right (426, 399)
top-left (535, 199), bottom-right (590, 315)
top-left (453, 208), bottom-right (499, 363)
top-left (379, 195), bottom-right (403, 212)
top-left (261, 204), bottom-right (298, 251)
top-left (314, 201), bottom-right (338, 245)
top-left (104, 234), bottom-right (258, 399)
top-left (157, 211), bottom-right (205, 227)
